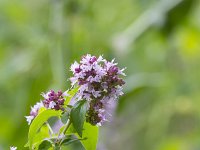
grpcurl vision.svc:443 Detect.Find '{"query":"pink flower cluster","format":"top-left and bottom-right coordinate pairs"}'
top-left (70, 54), bottom-right (125, 126)
top-left (25, 54), bottom-right (126, 127)
top-left (25, 90), bottom-right (66, 125)
top-left (42, 90), bottom-right (65, 111)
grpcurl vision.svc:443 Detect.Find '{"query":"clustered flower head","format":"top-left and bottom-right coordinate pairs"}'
top-left (42, 90), bottom-right (65, 111)
top-left (70, 54), bottom-right (125, 126)
top-left (25, 90), bottom-right (66, 125)
top-left (25, 54), bottom-right (125, 127)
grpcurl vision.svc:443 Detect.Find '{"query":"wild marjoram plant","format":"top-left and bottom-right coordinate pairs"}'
top-left (11, 54), bottom-right (126, 150)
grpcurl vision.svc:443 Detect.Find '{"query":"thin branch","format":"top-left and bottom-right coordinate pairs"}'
top-left (62, 119), bottom-right (71, 135)
top-left (46, 122), bottom-right (54, 135)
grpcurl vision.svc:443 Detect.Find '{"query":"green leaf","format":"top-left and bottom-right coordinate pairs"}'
top-left (59, 123), bottom-right (76, 136)
top-left (64, 87), bottom-right (79, 106)
top-left (70, 100), bottom-right (87, 137)
top-left (61, 136), bottom-right (80, 146)
top-left (38, 140), bottom-right (52, 150)
top-left (66, 124), bottom-right (77, 134)
top-left (28, 109), bottom-right (62, 149)
top-left (81, 122), bottom-right (99, 150)
top-left (25, 121), bottom-right (50, 148)
top-left (38, 107), bottom-right (47, 114)
top-left (33, 124), bottom-right (50, 149)
top-left (61, 112), bottom-right (69, 124)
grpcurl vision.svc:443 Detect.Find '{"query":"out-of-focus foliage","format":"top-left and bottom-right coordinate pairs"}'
top-left (0, 0), bottom-right (200, 149)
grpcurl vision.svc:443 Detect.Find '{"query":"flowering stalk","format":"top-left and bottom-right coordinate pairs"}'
top-left (70, 54), bottom-right (125, 126)
top-left (20, 54), bottom-right (125, 150)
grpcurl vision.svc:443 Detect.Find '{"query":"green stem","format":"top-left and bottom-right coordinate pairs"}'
top-left (63, 119), bottom-right (71, 135)
top-left (56, 119), bottom-right (71, 140)
top-left (57, 119), bottom-right (71, 147)
top-left (46, 122), bottom-right (54, 135)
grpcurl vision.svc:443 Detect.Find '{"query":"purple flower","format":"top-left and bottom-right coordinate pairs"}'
top-left (70, 54), bottom-right (125, 126)
top-left (42, 90), bottom-right (65, 111)
top-left (25, 90), bottom-right (67, 125)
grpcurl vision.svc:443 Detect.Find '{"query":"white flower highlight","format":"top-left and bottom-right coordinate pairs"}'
top-left (10, 146), bottom-right (17, 150)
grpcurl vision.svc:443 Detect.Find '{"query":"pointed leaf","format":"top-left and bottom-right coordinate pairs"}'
top-left (28, 109), bottom-right (62, 149)
top-left (38, 140), bottom-right (52, 150)
top-left (32, 124), bottom-right (50, 149)
top-left (61, 112), bottom-right (69, 124)
top-left (70, 100), bottom-right (87, 137)
top-left (61, 137), bottom-right (80, 146)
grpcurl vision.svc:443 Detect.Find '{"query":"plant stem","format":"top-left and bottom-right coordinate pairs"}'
top-left (56, 118), bottom-right (71, 140)
top-left (46, 122), bottom-right (54, 135)
top-left (57, 119), bottom-right (71, 147)
top-left (63, 119), bottom-right (71, 135)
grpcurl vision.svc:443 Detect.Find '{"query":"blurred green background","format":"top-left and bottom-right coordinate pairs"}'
top-left (1, 0), bottom-right (200, 149)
